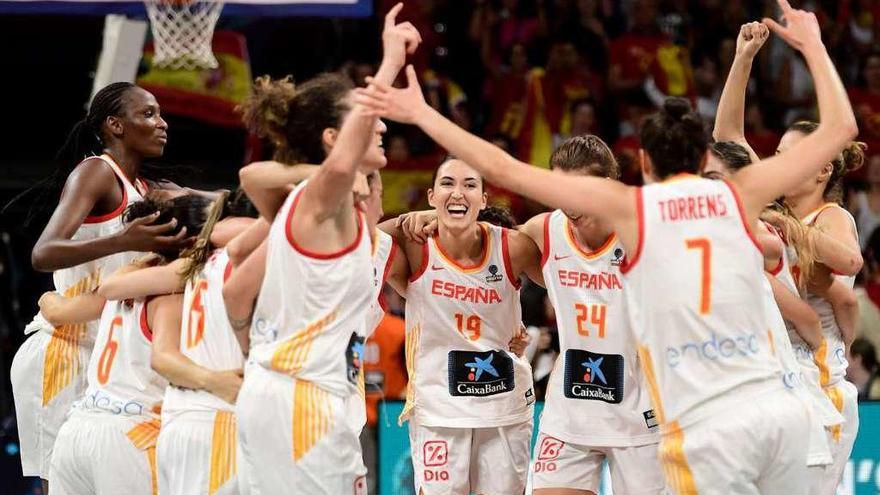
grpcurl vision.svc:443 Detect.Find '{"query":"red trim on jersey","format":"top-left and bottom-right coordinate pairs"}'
top-left (768, 255), bottom-right (784, 276)
top-left (540, 213), bottom-right (551, 268)
top-left (501, 228), bottom-right (522, 289)
top-left (140, 299), bottom-right (153, 342)
top-left (722, 179), bottom-right (762, 252)
top-left (84, 182), bottom-right (128, 224)
top-left (223, 259), bottom-right (233, 283)
top-left (378, 242), bottom-right (398, 311)
top-left (408, 241), bottom-right (429, 283)
top-left (620, 188), bottom-right (644, 274)
top-left (433, 223), bottom-right (490, 272)
top-left (285, 189), bottom-right (364, 260)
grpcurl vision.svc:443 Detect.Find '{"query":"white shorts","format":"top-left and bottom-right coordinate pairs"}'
top-left (408, 419), bottom-right (533, 495)
top-left (660, 390), bottom-right (810, 495)
top-left (10, 316), bottom-right (92, 478)
top-left (236, 364), bottom-right (367, 495)
top-left (530, 432), bottom-right (664, 494)
top-left (49, 410), bottom-right (159, 495)
top-left (820, 380), bottom-right (859, 494)
top-left (157, 409), bottom-right (240, 495)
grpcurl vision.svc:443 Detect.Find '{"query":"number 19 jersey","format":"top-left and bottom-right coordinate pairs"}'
top-left (540, 210), bottom-right (658, 446)
top-left (622, 175), bottom-right (781, 430)
top-left (402, 223), bottom-right (533, 428)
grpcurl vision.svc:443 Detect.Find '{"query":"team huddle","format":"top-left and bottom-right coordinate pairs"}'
top-left (8, 1), bottom-right (866, 494)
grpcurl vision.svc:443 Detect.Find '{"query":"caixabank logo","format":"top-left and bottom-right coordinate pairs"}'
top-left (346, 333), bottom-right (366, 384)
top-left (563, 349), bottom-right (624, 403)
top-left (447, 350), bottom-right (515, 397)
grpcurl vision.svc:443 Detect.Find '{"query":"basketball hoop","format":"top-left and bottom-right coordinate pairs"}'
top-left (144, 0), bottom-right (224, 70)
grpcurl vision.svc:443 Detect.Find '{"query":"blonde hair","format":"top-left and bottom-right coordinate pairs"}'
top-left (761, 201), bottom-right (816, 292)
top-left (179, 191), bottom-right (230, 282)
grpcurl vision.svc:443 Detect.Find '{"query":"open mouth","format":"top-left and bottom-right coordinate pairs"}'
top-left (447, 204), bottom-right (468, 218)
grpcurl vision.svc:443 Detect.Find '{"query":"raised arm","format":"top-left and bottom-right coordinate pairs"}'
top-left (810, 208), bottom-right (863, 276)
top-left (149, 293), bottom-right (243, 405)
top-left (38, 292), bottom-right (105, 327)
top-left (732, 2), bottom-right (858, 222)
top-left (357, 67), bottom-right (635, 228)
top-left (713, 22), bottom-right (768, 163)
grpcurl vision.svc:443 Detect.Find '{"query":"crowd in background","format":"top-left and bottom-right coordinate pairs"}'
top-left (354, 0), bottom-right (880, 415)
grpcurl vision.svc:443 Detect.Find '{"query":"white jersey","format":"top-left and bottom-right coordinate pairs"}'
top-left (249, 181), bottom-right (373, 398)
top-left (767, 224), bottom-right (844, 428)
top-left (402, 223), bottom-right (533, 428)
top-left (77, 299), bottom-right (167, 419)
top-left (52, 154), bottom-right (148, 316)
top-left (163, 249), bottom-right (245, 414)
top-left (37, 154), bottom-right (147, 405)
top-left (365, 230), bottom-right (398, 335)
top-left (539, 210), bottom-right (658, 446)
top-left (802, 204), bottom-right (857, 388)
top-left (622, 175), bottom-right (781, 430)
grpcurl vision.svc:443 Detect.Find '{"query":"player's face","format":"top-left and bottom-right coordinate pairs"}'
top-left (362, 172), bottom-right (384, 225)
top-left (778, 129), bottom-right (825, 200)
top-left (118, 88), bottom-right (168, 158)
top-left (703, 153), bottom-right (730, 179)
top-left (428, 160), bottom-right (487, 229)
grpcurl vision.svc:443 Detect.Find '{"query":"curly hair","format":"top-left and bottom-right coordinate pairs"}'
top-left (238, 73), bottom-right (353, 164)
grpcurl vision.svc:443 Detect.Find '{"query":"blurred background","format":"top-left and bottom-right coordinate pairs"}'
top-left (1, 0), bottom-right (880, 494)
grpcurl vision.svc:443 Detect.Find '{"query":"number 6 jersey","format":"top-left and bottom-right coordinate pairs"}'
top-left (402, 222), bottom-right (533, 428)
top-left (539, 210), bottom-right (658, 447)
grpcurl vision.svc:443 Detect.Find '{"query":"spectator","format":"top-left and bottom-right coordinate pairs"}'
top-left (470, 0), bottom-right (547, 68)
top-left (558, 0), bottom-right (612, 71)
top-left (553, 97), bottom-right (599, 149)
top-left (484, 42), bottom-right (532, 143)
top-left (743, 102), bottom-right (782, 159)
top-left (847, 338), bottom-right (880, 400)
top-left (850, 155), bottom-right (880, 249)
top-left (518, 39), bottom-right (605, 166)
top-left (608, 0), bottom-right (665, 97)
top-left (857, 227), bottom-right (880, 351)
top-left (848, 50), bottom-right (880, 144)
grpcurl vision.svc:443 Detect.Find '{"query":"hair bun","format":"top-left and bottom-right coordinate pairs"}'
top-left (662, 97), bottom-right (692, 121)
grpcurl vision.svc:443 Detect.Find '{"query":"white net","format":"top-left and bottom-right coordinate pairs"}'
top-left (144, 0), bottom-right (224, 71)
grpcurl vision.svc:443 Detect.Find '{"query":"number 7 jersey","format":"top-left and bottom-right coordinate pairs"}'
top-left (622, 175), bottom-right (781, 430)
top-left (540, 210), bottom-right (658, 446)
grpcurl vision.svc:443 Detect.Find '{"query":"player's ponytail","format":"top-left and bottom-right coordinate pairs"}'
top-left (477, 205), bottom-right (517, 229)
top-left (180, 191), bottom-right (231, 282)
top-left (761, 201), bottom-right (816, 292)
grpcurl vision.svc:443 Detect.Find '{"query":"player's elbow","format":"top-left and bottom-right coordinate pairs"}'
top-left (31, 246), bottom-right (54, 272)
top-left (150, 349), bottom-right (172, 378)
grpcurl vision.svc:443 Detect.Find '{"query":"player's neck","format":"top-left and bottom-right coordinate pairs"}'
top-left (787, 189), bottom-right (827, 219)
top-left (103, 145), bottom-right (142, 182)
top-left (437, 222), bottom-right (484, 263)
top-left (572, 220), bottom-right (613, 251)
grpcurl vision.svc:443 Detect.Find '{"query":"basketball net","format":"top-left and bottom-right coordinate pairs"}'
top-left (143, 0), bottom-right (224, 70)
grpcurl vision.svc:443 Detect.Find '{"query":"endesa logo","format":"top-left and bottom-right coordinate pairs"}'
top-left (666, 332), bottom-right (761, 369)
top-left (80, 389), bottom-right (149, 416)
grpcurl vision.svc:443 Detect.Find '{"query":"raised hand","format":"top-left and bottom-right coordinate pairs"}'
top-left (356, 65), bottom-right (428, 125)
top-left (382, 3), bottom-right (423, 71)
top-left (763, 0), bottom-right (823, 53)
top-left (736, 21), bottom-right (769, 59)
